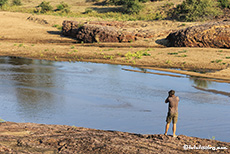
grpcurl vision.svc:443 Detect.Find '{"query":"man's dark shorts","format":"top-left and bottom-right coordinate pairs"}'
top-left (166, 112), bottom-right (178, 124)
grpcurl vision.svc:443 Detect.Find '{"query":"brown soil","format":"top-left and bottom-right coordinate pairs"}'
top-left (0, 122), bottom-right (229, 153)
top-left (1, 11), bottom-right (230, 83)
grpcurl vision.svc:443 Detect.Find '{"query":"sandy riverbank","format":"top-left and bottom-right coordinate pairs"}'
top-left (0, 11), bottom-right (230, 83)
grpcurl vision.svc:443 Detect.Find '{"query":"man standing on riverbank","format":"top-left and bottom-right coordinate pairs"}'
top-left (164, 90), bottom-right (179, 137)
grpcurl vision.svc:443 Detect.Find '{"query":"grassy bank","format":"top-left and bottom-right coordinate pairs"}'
top-left (0, 0), bottom-right (229, 21)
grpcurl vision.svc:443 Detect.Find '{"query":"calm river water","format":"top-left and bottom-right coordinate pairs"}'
top-left (0, 57), bottom-right (229, 142)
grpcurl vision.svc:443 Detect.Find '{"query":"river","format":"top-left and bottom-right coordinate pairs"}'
top-left (0, 57), bottom-right (229, 142)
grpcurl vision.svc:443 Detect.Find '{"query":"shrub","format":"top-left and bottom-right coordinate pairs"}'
top-left (56, 1), bottom-right (71, 13)
top-left (0, 0), bottom-right (8, 7)
top-left (107, 0), bottom-right (144, 14)
top-left (12, 0), bottom-right (21, 6)
top-left (123, 0), bottom-right (143, 14)
top-left (36, 1), bottom-right (53, 13)
top-left (108, 0), bottom-right (149, 5)
top-left (218, 0), bottom-right (230, 8)
top-left (139, 0), bottom-right (150, 2)
top-left (86, 0), bottom-right (100, 2)
top-left (84, 8), bottom-right (94, 14)
top-left (172, 0), bottom-right (222, 21)
top-left (107, 0), bottom-right (125, 5)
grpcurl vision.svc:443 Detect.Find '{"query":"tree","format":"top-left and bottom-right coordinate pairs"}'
top-left (218, 0), bottom-right (230, 8)
top-left (12, 0), bottom-right (22, 6)
top-left (0, 0), bottom-right (8, 7)
top-left (56, 2), bottom-right (71, 13)
top-left (123, 0), bottom-right (143, 14)
top-left (107, 0), bottom-right (144, 14)
top-left (173, 0), bottom-right (222, 21)
top-left (36, 1), bottom-right (53, 13)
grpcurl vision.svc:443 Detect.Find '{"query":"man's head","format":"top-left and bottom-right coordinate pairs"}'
top-left (168, 90), bottom-right (175, 96)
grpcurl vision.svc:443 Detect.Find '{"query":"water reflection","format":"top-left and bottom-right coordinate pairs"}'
top-left (193, 86), bottom-right (230, 97)
top-left (189, 77), bottom-right (212, 88)
top-left (138, 68), bottom-right (147, 73)
top-left (0, 57), bottom-right (61, 117)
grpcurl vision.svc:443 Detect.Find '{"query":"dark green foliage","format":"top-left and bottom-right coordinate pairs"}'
top-left (108, 0), bottom-right (148, 5)
top-left (85, 0), bottom-right (100, 2)
top-left (36, 1), bottom-right (53, 13)
top-left (107, 0), bottom-right (125, 5)
top-left (172, 0), bottom-right (222, 21)
top-left (84, 8), bottom-right (93, 14)
top-left (123, 0), bottom-right (143, 14)
top-left (12, 0), bottom-right (22, 6)
top-left (139, 0), bottom-right (150, 2)
top-left (0, 0), bottom-right (8, 7)
top-left (107, 0), bottom-right (144, 14)
top-left (56, 1), bottom-right (71, 13)
top-left (218, 0), bottom-right (230, 8)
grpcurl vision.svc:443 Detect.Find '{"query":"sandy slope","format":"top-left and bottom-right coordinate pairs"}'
top-left (0, 11), bottom-right (230, 82)
top-left (0, 122), bottom-right (229, 153)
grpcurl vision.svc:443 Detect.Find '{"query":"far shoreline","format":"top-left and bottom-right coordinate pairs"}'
top-left (3, 55), bottom-right (230, 84)
top-left (0, 11), bottom-right (229, 84)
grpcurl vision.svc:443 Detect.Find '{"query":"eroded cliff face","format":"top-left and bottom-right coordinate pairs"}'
top-left (167, 20), bottom-right (230, 48)
top-left (0, 122), bottom-right (229, 153)
top-left (62, 20), bottom-right (136, 43)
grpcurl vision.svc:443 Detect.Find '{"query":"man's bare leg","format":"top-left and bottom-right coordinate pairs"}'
top-left (164, 123), bottom-right (170, 135)
top-left (173, 123), bottom-right (177, 137)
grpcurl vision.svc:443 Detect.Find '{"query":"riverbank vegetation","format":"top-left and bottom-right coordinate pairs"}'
top-left (0, 0), bottom-right (229, 21)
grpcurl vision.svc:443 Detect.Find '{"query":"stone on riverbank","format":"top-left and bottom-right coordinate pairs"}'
top-left (62, 20), bottom-right (136, 43)
top-left (166, 20), bottom-right (230, 48)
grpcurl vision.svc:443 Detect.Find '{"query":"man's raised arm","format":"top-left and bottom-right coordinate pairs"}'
top-left (165, 97), bottom-right (169, 103)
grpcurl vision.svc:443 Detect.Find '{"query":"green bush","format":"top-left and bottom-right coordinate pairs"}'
top-left (107, 0), bottom-right (125, 5)
top-left (218, 0), bottom-right (230, 8)
top-left (107, 0), bottom-right (144, 14)
top-left (123, 0), bottom-right (144, 14)
top-left (172, 0), bottom-right (222, 21)
top-left (56, 1), bottom-right (71, 13)
top-left (84, 8), bottom-right (94, 14)
top-left (108, 0), bottom-right (148, 5)
top-left (36, 1), bottom-right (53, 13)
top-left (86, 0), bottom-right (100, 2)
top-left (0, 0), bottom-right (8, 7)
top-left (12, 0), bottom-right (22, 6)
top-left (139, 0), bottom-right (150, 2)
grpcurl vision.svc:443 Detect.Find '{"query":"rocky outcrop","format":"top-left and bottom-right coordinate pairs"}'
top-left (87, 21), bottom-right (125, 28)
top-left (62, 20), bottom-right (136, 43)
top-left (166, 20), bottom-right (230, 48)
top-left (27, 16), bottom-right (49, 25)
top-left (0, 122), bottom-right (229, 153)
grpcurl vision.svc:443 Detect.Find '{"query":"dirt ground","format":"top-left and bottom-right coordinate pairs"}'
top-left (0, 122), bottom-right (229, 153)
top-left (0, 11), bottom-right (230, 82)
